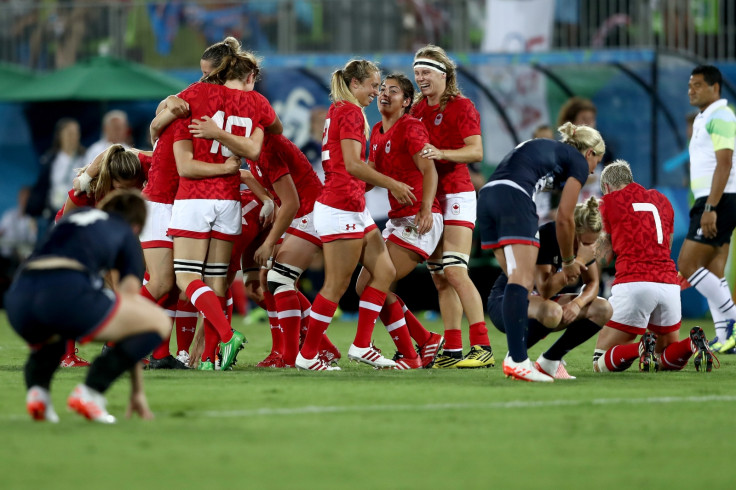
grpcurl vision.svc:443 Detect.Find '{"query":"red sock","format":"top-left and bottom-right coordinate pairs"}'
top-left (263, 291), bottom-right (283, 355)
top-left (395, 295), bottom-right (430, 345)
top-left (469, 321), bottom-right (490, 347)
top-left (186, 280), bottom-right (233, 342)
top-left (225, 287), bottom-right (234, 324)
top-left (297, 291), bottom-right (312, 345)
top-left (65, 339), bottom-right (76, 357)
top-left (443, 329), bottom-right (463, 354)
top-left (660, 338), bottom-right (694, 371)
top-left (380, 300), bottom-right (417, 358)
top-left (274, 289), bottom-right (301, 364)
top-left (202, 319), bottom-right (219, 362)
top-left (175, 299), bottom-right (198, 353)
top-left (300, 294), bottom-right (338, 359)
top-left (353, 287), bottom-right (386, 348)
top-left (601, 343), bottom-right (639, 372)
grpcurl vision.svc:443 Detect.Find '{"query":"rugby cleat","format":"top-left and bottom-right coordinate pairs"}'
top-left (59, 349), bottom-right (90, 368)
top-left (431, 351), bottom-right (463, 369)
top-left (295, 352), bottom-right (341, 371)
top-left (147, 355), bottom-right (189, 370)
top-left (319, 342), bottom-right (342, 364)
top-left (638, 332), bottom-right (659, 372)
top-left (416, 332), bottom-right (444, 368)
top-left (256, 352), bottom-right (285, 368)
top-left (219, 330), bottom-right (246, 371)
top-left (347, 343), bottom-right (397, 369)
top-left (67, 384), bottom-right (116, 424)
top-left (456, 345), bottom-right (496, 369)
top-left (391, 353), bottom-right (422, 370)
top-left (175, 350), bottom-right (191, 366)
top-left (717, 320), bottom-right (736, 354)
top-left (535, 356), bottom-right (576, 380)
top-left (690, 326), bottom-right (719, 372)
top-left (502, 354), bottom-right (554, 382)
top-left (197, 358), bottom-right (215, 371)
top-left (26, 386), bottom-right (59, 423)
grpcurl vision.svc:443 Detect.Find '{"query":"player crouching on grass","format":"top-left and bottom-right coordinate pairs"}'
top-left (6, 190), bottom-right (170, 423)
top-left (591, 160), bottom-right (718, 373)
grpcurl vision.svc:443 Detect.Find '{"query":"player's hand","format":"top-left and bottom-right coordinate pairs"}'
top-left (415, 208), bottom-right (433, 235)
top-left (166, 96), bottom-right (190, 118)
top-left (562, 260), bottom-right (584, 283)
top-left (189, 116), bottom-right (220, 140)
top-left (223, 156), bottom-right (242, 175)
top-left (390, 181), bottom-right (416, 206)
top-left (420, 144), bottom-right (444, 161)
top-left (561, 301), bottom-right (582, 325)
top-left (700, 210), bottom-right (717, 239)
top-left (254, 242), bottom-right (275, 268)
top-left (126, 391), bottom-right (154, 420)
top-left (188, 327), bottom-right (204, 367)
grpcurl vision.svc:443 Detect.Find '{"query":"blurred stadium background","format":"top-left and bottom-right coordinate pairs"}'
top-left (1, 0), bottom-right (735, 316)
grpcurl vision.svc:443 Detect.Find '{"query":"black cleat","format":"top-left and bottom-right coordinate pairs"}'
top-left (147, 355), bottom-right (189, 370)
top-left (638, 332), bottom-right (659, 372)
top-left (690, 327), bottom-right (719, 372)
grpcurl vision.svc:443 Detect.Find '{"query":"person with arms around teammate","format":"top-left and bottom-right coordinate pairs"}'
top-left (477, 123), bottom-right (604, 381)
top-left (411, 44), bottom-right (493, 369)
top-left (593, 161), bottom-right (716, 373)
top-left (677, 65), bottom-right (736, 354)
top-left (6, 190), bottom-right (170, 423)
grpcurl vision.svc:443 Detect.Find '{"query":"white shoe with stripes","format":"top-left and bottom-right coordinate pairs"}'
top-left (295, 353), bottom-right (341, 371)
top-left (348, 343), bottom-right (397, 369)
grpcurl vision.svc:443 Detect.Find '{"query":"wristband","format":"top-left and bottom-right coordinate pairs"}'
top-left (561, 255), bottom-right (576, 265)
top-left (78, 171), bottom-right (92, 193)
top-left (704, 203), bottom-right (716, 213)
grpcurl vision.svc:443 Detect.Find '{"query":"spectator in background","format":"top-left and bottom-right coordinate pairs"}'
top-left (26, 118), bottom-right (86, 245)
top-left (84, 110), bottom-right (131, 166)
top-left (300, 106), bottom-right (328, 182)
top-left (0, 188), bottom-right (36, 307)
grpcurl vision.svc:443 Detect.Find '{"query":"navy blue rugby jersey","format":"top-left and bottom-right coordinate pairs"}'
top-left (31, 207), bottom-right (144, 280)
top-left (488, 139), bottom-right (590, 196)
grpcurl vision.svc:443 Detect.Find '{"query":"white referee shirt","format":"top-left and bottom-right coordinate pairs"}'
top-left (689, 99), bottom-right (736, 199)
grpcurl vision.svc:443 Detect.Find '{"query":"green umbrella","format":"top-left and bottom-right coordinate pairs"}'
top-left (0, 62), bottom-right (35, 94)
top-left (0, 56), bottom-right (187, 102)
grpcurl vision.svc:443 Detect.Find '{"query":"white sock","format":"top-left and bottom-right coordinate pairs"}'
top-left (690, 268), bottom-right (735, 340)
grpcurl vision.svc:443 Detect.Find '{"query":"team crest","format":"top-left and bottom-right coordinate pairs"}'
top-left (434, 113), bottom-right (443, 126)
top-left (451, 202), bottom-right (461, 215)
top-left (402, 226), bottom-right (414, 239)
top-left (298, 217), bottom-right (309, 230)
top-left (385, 140), bottom-right (391, 154)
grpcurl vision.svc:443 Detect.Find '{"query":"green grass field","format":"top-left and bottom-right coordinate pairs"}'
top-left (1, 311), bottom-right (734, 490)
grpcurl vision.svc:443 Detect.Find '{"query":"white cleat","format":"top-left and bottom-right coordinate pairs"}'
top-left (176, 350), bottom-right (191, 367)
top-left (502, 354), bottom-right (554, 382)
top-left (26, 386), bottom-right (60, 423)
top-left (295, 353), bottom-right (341, 371)
top-left (535, 355), bottom-right (576, 380)
top-left (347, 343), bottom-right (397, 369)
top-left (67, 384), bottom-right (116, 424)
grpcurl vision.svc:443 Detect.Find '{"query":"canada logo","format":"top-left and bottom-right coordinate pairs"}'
top-left (298, 218), bottom-right (308, 230)
top-left (385, 140), bottom-right (391, 154)
top-left (434, 113), bottom-right (443, 126)
top-left (401, 226), bottom-right (414, 239)
top-left (451, 203), bottom-right (461, 215)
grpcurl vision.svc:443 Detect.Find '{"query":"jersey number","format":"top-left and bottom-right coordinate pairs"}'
top-left (321, 118), bottom-right (331, 162)
top-left (632, 202), bottom-right (663, 244)
top-left (208, 110), bottom-right (253, 157)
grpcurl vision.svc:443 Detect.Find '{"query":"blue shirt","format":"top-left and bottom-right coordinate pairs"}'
top-left (489, 139), bottom-right (590, 197)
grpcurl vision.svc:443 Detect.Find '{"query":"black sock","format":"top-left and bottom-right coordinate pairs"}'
top-left (85, 332), bottom-right (162, 393)
top-left (543, 318), bottom-right (602, 361)
top-left (527, 320), bottom-right (550, 349)
top-left (503, 283), bottom-right (529, 362)
top-left (24, 340), bottom-right (66, 390)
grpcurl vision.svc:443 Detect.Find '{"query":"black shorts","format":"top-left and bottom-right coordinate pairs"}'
top-left (686, 194), bottom-right (736, 246)
top-left (477, 183), bottom-right (540, 250)
top-left (5, 269), bottom-right (118, 347)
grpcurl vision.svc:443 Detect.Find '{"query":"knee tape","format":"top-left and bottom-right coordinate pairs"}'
top-left (427, 260), bottom-right (444, 275)
top-left (242, 267), bottom-right (260, 284)
top-left (443, 252), bottom-right (469, 270)
top-left (174, 259), bottom-right (204, 276)
top-left (203, 262), bottom-right (229, 278)
top-left (267, 262), bottom-right (303, 295)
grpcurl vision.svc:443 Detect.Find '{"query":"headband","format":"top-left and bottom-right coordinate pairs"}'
top-left (413, 58), bottom-right (447, 74)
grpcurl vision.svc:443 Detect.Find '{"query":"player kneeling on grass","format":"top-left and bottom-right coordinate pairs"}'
top-left (592, 160), bottom-right (718, 373)
top-left (488, 198), bottom-right (612, 379)
top-left (6, 190), bottom-right (170, 423)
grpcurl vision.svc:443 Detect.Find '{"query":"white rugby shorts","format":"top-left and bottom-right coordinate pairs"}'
top-left (286, 210), bottom-right (322, 248)
top-left (313, 202), bottom-right (377, 242)
top-left (140, 200), bottom-right (173, 249)
top-left (439, 191), bottom-right (477, 229)
top-left (607, 282), bottom-right (681, 335)
top-left (168, 198), bottom-right (242, 241)
top-left (382, 213), bottom-right (443, 260)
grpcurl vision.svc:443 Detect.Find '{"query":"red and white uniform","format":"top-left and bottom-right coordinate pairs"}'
top-left (229, 189), bottom-right (267, 274)
top-left (140, 126), bottom-right (179, 249)
top-left (369, 114), bottom-right (443, 259)
top-left (314, 102), bottom-right (376, 242)
top-left (250, 133), bottom-right (323, 247)
top-left (601, 182), bottom-right (681, 335)
top-left (168, 82), bottom-right (276, 241)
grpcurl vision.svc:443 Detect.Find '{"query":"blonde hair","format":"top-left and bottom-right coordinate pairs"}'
top-left (330, 59), bottom-right (379, 139)
top-left (92, 145), bottom-right (144, 202)
top-left (574, 197), bottom-right (602, 235)
top-left (201, 36), bottom-right (262, 85)
top-left (558, 122), bottom-right (605, 157)
top-left (599, 159), bottom-right (634, 194)
top-left (413, 44), bottom-right (460, 111)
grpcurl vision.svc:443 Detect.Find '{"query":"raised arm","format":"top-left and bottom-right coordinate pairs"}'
top-left (188, 117), bottom-right (266, 161)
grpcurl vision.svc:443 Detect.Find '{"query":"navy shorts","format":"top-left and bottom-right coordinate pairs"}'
top-left (5, 269), bottom-right (118, 347)
top-left (477, 183), bottom-right (540, 250)
top-left (686, 194), bottom-right (736, 246)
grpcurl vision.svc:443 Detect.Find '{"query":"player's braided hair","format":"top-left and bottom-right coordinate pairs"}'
top-left (558, 122), bottom-right (605, 157)
top-left (384, 73), bottom-right (415, 114)
top-left (330, 59), bottom-right (379, 139)
top-left (413, 44), bottom-right (460, 112)
top-left (93, 145), bottom-right (144, 202)
top-left (599, 159), bottom-right (634, 194)
top-left (201, 36), bottom-right (261, 85)
top-left (574, 196), bottom-right (602, 235)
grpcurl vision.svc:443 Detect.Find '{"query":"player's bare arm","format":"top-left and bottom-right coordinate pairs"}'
top-left (420, 134), bottom-right (482, 163)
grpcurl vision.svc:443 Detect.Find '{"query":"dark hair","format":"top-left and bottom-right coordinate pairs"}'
top-left (97, 189), bottom-right (147, 230)
top-left (201, 36), bottom-right (261, 85)
top-left (557, 96), bottom-right (597, 128)
top-left (51, 118), bottom-right (84, 156)
top-left (384, 73), bottom-right (415, 114)
top-left (691, 65), bottom-right (722, 95)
